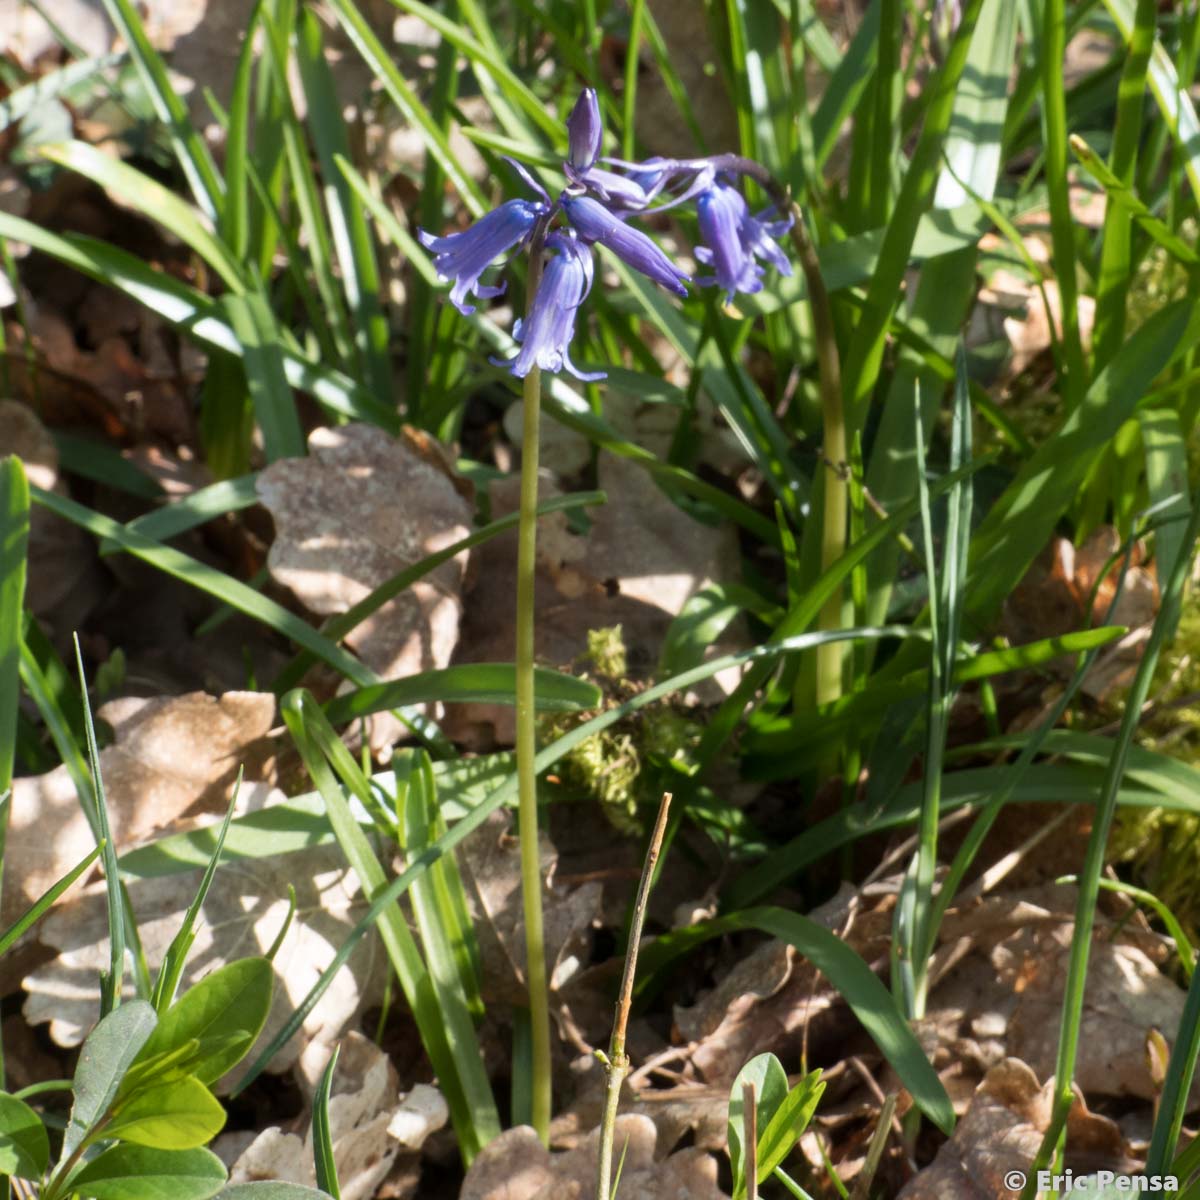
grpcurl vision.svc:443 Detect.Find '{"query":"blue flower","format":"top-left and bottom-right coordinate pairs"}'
top-left (695, 181), bottom-right (792, 304)
top-left (566, 87), bottom-right (602, 171)
top-left (493, 232), bottom-right (605, 381)
top-left (418, 198), bottom-right (548, 315)
top-left (561, 194), bottom-right (689, 296)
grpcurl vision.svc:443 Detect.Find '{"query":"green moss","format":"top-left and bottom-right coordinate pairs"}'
top-left (540, 626), bottom-right (703, 834)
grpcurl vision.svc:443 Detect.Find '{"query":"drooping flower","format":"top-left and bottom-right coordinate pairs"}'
top-left (561, 194), bottom-right (689, 296)
top-left (694, 180), bottom-right (792, 305)
top-left (566, 87), bottom-right (602, 171)
top-left (493, 232), bottom-right (605, 381)
top-left (418, 198), bottom-right (548, 314)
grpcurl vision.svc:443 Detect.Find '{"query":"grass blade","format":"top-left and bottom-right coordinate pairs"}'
top-left (295, 9), bottom-right (392, 402)
top-left (39, 140), bottom-right (243, 291)
top-left (283, 693), bottom-right (495, 1162)
top-left (324, 665), bottom-right (600, 725)
top-left (97, 0), bottom-right (223, 218)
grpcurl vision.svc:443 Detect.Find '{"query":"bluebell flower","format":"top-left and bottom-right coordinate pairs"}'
top-left (418, 198), bottom-right (548, 314)
top-left (493, 232), bottom-right (605, 381)
top-left (695, 180), bottom-right (792, 304)
top-left (566, 87), bottom-right (602, 171)
top-left (561, 194), bottom-right (689, 296)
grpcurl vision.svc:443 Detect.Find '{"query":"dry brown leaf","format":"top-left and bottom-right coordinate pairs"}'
top-left (1, 400), bottom-right (104, 631)
top-left (897, 1058), bottom-right (1131, 1199)
top-left (257, 423), bottom-right (472, 753)
top-left (2, 690), bottom-right (275, 929)
top-left (459, 1116), bottom-right (731, 1200)
top-left (914, 888), bottom-right (1190, 1112)
top-left (226, 1032), bottom-right (445, 1200)
top-left (23, 841), bottom-right (385, 1086)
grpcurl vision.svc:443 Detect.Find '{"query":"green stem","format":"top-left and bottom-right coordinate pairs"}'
top-left (516, 223), bottom-right (551, 1143)
top-left (789, 207), bottom-right (846, 708)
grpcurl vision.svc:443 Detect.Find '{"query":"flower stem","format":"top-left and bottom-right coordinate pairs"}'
top-left (516, 221), bottom-right (552, 1143)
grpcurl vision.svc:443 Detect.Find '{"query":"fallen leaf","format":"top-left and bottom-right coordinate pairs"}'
top-left (257, 423), bottom-right (473, 753)
top-left (2, 689), bottom-right (275, 929)
top-left (459, 1115), bottom-right (731, 1200)
top-left (897, 1058), bottom-right (1132, 1198)
top-left (227, 1032), bottom-right (445, 1200)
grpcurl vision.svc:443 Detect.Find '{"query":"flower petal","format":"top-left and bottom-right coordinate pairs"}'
top-left (566, 88), bottom-right (603, 171)
top-left (418, 198), bottom-right (546, 314)
top-left (561, 194), bottom-right (689, 296)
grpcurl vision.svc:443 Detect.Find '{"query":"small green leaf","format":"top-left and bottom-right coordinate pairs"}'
top-left (70, 1143), bottom-right (227, 1200)
top-left (0, 1091), bottom-right (50, 1179)
top-left (105, 1076), bottom-right (226, 1149)
top-left (756, 1072), bottom-right (825, 1181)
top-left (63, 1000), bottom-right (158, 1162)
top-left (311, 1050), bottom-right (340, 1199)
top-left (130, 958), bottom-right (274, 1087)
top-left (728, 1054), bottom-right (788, 1199)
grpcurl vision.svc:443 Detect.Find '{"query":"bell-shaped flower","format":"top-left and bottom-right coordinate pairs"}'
top-left (695, 181), bottom-right (792, 304)
top-left (418, 198), bottom-right (548, 315)
top-left (494, 232), bottom-right (605, 381)
top-left (561, 194), bottom-right (689, 296)
top-left (566, 88), bottom-right (602, 171)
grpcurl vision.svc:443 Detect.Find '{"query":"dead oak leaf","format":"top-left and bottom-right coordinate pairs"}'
top-left (227, 1032), bottom-right (445, 1200)
top-left (2, 690), bottom-right (275, 930)
top-left (897, 1058), bottom-right (1131, 1199)
top-left (460, 1115), bottom-right (731, 1200)
top-left (256, 424), bottom-right (472, 686)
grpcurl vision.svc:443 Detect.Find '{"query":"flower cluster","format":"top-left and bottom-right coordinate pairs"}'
top-left (418, 89), bottom-right (793, 380)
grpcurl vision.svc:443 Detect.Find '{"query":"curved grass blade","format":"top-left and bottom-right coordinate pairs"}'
top-left (0, 842), bottom-right (103, 958)
top-left (39, 141), bottom-right (243, 291)
top-left (324, 665), bottom-right (600, 725)
top-left (648, 907), bottom-right (954, 1134)
top-left (312, 1048), bottom-right (340, 1199)
top-left (0, 51), bottom-right (125, 132)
